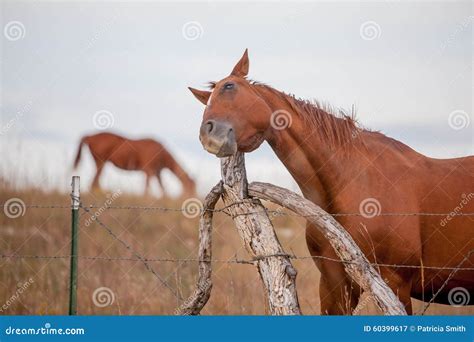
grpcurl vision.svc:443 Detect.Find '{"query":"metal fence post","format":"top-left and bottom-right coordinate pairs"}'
top-left (69, 176), bottom-right (80, 315)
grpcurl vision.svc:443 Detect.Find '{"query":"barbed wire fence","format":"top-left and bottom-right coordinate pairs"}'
top-left (7, 203), bottom-right (474, 217)
top-left (1, 175), bottom-right (473, 315)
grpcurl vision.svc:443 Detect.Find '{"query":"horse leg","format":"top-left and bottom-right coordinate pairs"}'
top-left (144, 172), bottom-right (153, 196)
top-left (156, 171), bottom-right (167, 198)
top-left (306, 224), bottom-right (361, 314)
top-left (380, 269), bottom-right (414, 314)
top-left (318, 263), bottom-right (361, 315)
top-left (318, 255), bottom-right (414, 314)
top-left (91, 160), bottom-right (104, 191)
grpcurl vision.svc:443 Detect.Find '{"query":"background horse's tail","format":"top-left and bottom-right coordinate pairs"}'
top-left (73, 136), bottom-right (88, 169)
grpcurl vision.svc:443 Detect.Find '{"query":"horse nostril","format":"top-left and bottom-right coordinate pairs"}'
top-left (206, 120), bottom-right (214, 134)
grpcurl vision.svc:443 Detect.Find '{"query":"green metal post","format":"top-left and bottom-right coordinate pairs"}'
top-left (69, 176), bottom-right (80, 315)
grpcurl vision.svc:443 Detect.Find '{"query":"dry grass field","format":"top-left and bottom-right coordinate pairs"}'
top-left (1, 182), bottom-right (472, 315)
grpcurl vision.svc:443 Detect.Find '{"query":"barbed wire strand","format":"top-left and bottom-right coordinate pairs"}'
top-left (419, 249), bottom-right (474, 315)
top-left (78, 202), bottom-right (182, 301)
top-left (2, 202), bottom-right (474, 218)
top-left (2, 252), bottom-right (474, 271)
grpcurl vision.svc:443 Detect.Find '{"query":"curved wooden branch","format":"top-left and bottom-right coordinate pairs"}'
top-left (248, 181), bottom-right (407, 315)
top-left (176, 181), bottom-right (223, 315)
top-left (221, 154), bottom-right (301, 315)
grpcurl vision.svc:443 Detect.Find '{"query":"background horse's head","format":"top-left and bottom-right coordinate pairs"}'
top-left (184, 177), bottom-right (197, 198)
top-left (189, 49), bottom-right (272, 157)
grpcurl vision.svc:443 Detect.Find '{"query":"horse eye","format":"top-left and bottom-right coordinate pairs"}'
top-left (224, 82), bottom-right (234, 90)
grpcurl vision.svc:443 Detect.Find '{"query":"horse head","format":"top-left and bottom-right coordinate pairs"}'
top-left (189, 49), bottom-right (273, 157)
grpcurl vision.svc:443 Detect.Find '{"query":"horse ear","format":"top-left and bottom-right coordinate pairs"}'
top-left (230, 49), bottom-right (249, 77)
top-left (188, 87), bottom-right (211, 105)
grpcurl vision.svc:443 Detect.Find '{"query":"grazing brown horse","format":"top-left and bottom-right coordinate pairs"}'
top-left (189, 50), bottom-right (474, 314)
top-left (74, 132), bottom-right (196, 197)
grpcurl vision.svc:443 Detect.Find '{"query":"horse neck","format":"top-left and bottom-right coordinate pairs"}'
top-left (254, 85), bottom-right (360, 211)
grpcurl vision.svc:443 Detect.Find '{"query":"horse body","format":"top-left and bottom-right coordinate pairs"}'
top-left (413, 155), bottom-right (474, 301)
top-left (272, 114), bottom-right (473, 313)
top-left (190, 50), bottom-right (474, 314)
top-left (256, 85), bottom-right (474, 313)
top-left (74, 132), bottom-right (196, 197)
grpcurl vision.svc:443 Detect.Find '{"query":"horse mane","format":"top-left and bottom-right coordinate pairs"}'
top-left (208, 80), bottom-right (363, 150)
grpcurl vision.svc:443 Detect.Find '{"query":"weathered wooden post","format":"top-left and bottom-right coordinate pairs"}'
top-left (177, 182), bottom-right (222, 315)
top-left (178, 154), bottom-right (301, 315)
top-left (220, 153), bottom-right (301, 315)
top-left (249, 182), bottom-right (407, 315)
top-left (69, 176), bottom-right (80, 315)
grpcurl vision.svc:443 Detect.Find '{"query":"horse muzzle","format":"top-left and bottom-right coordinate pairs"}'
top-left (199, 120), bottom-right (237, 157)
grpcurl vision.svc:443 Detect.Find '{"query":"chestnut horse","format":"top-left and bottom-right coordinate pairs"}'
top-left (74, 132), bottom-right (196, 197)
top-left (189, 50), bottom-right (474, 314)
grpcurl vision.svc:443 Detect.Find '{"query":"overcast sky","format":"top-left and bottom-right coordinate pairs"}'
top-left (1, 0), bottom-right (472, 196)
